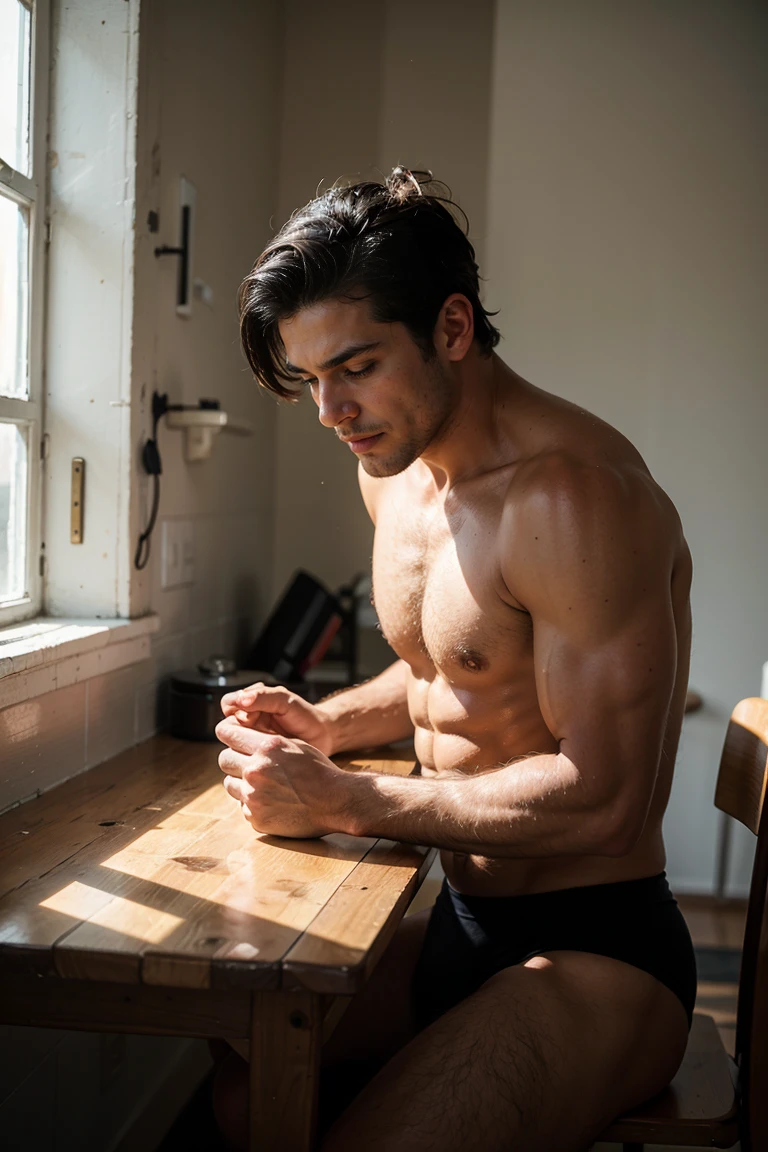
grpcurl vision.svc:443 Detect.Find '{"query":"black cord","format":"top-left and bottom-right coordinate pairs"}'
top-left (134, 471), bottom-right (160, 569)
top-left (134, 392), bottom-right (167, 569)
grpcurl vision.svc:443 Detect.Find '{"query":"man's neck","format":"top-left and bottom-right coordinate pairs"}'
top-left (418, 353), bottom-right (524, 490)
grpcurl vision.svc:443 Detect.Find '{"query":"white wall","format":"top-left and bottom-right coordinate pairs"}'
top-left (0, 1), bottom-right (284, 1145)
top-left (487, 0), bottom-right (768, 895)
top-left (131, 0), bottom-right (283, 702)
top-left (271, 0), bottom-right (496, 602)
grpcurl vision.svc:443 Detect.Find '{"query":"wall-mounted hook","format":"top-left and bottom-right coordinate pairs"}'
top-left (153, 177), bottom-right (195, 316)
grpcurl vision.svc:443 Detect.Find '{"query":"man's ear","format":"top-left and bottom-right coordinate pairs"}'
top-left (434, 294), bottom-right (475, 362)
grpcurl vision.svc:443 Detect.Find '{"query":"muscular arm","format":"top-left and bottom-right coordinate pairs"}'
top-left (331, 458), bottom-right (684, 858)
top-left (318, 659), bottom-right (414, 754)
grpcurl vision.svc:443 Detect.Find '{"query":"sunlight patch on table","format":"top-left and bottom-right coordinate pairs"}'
top-left (41, 881), bottom-right (184, 943)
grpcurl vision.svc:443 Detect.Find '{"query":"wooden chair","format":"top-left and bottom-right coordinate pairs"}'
top-left (597, 696), bottom-right (768, 1152)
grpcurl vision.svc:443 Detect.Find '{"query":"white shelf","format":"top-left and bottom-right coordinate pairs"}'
top-left (165, 409), bottom-right (253, 461)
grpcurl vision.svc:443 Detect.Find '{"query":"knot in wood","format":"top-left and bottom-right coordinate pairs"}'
top-left (289, 1010), bottom-right (309, 1030)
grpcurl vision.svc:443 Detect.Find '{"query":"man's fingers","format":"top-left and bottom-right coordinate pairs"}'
top-left (222, 776), bottom-right (266, 832)
top-left (216, 716), bottom-right (288, 756)
top-left (221, 682), bottom-right (269, 716)
top-left (222, 685), bottom-right (295, 717)
top-left (218, 746), bottom-right (251, 779)
top-left (233, 710), bottom-right (282, 733)
top-left (222, 774), bottom-right (246, 803)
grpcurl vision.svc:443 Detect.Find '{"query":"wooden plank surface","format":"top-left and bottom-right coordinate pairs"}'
top-left (284, 840), bottom-right (435, 993)
top-left (53, 813), bottom-right (375, 986)
top-left (0, 737), bottom-right (207, 895)
top-left (0, 736), bottom-right (427, 993)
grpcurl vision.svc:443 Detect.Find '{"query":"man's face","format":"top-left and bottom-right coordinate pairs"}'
top-left (278, 298), bottom-right (456, 477)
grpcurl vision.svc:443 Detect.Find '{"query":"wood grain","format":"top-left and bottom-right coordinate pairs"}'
top-left (0, 736), bottom-right (207, 893)
top-left (284, 840), bottom-right (435, 993)
top-left (714, 697), bottom-right (768, 834)
top-left (0, 972), bottom-right (251, 1038)
top-left (249, 990), bottom-right (323, 1152)
top-left (0, 734), bottom-right (433, 1151)
top-left (0, 737), bottom-right (428, 992)
top-left (334, 747), bottom-right (417, 776)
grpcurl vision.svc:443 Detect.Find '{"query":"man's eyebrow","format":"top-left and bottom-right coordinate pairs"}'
top-left (284, 342), bottom-right (381, 376)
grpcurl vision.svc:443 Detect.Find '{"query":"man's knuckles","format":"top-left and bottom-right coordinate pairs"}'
top-left (215, 716), bottom-right (285, 751)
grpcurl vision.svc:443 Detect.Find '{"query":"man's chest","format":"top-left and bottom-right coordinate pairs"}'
top-left (371, 495), bottom-right (531, 675)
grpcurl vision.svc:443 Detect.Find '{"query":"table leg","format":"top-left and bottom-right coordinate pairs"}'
top-left (249, 990), bottom-right (323, 1152)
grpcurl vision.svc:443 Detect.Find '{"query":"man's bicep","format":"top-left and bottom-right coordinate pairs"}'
top-left (533, 590), bottom-right (678, 771)
top-left (528, 581), bottom-right (678, 855)
top-left (507, 461), bottom-right (679, 803)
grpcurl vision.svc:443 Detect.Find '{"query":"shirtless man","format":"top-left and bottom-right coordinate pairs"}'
top-left (215, 168), bottom-right (696, 1151)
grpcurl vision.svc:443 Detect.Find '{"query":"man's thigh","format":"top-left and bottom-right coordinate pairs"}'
top-left (322, 949), bottom-right (690, 1152)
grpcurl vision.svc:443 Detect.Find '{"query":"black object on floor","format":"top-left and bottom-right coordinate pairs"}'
top-left (248, 569), bottom-right (343, 682)
top-left (694, 945), bottom-right (742, 984)
top-left (154, 1070), bottom-right (228, 1152)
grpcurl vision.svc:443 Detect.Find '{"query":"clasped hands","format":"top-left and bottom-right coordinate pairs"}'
top-left (216, 684), bottom-right (347, 839)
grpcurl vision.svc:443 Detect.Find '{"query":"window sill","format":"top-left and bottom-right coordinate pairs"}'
top-left (0, 615), bottom-right (160, 709)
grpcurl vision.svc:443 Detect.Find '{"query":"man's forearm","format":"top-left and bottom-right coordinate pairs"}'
top-left (331, 753), bottom-right (635, 859)
top-left (317, 660), bottom-right (414, 755)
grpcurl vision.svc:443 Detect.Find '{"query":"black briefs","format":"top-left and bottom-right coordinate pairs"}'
top-left (412, 872), bottom-right (697, 1030)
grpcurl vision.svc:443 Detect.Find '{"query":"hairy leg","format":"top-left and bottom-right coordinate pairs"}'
top-left (212, 908), bottom-right (431, 1149)
top-left (322, 950), bottom-right (690, 1152)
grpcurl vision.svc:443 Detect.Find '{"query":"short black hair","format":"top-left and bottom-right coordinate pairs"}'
top-left (238, 167), bottom-right (500, 399)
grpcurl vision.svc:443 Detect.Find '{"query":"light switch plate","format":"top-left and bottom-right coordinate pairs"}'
top-left (161, 519), bottom-right (195, 588)
top-left (160, 520), bottom-right (181, 589)
top-left (180, 519), bottom-right (195, 584)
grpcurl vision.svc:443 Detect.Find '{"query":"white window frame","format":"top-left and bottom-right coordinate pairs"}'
top-left (0, 0), bottom-right (49, 627)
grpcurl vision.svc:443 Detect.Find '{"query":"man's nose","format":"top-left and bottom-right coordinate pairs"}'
top-left (316, 382), bottom-right (359, 429)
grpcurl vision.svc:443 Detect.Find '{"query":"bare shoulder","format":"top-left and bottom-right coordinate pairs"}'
top-left (508, 449), bottom-right (676, 529)
top-left (500, 448), bottom-right (688, 615)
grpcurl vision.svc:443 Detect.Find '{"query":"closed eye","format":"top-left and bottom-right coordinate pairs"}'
top-left (299, 362), bottom-right (375, 389)
top-left (343, 363), bottom-right (375, 380)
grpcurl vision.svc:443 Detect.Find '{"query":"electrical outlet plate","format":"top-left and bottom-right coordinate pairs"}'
top-left (161, 519), bottom-right (195, 588)
top-left (161, 520), bottom-right (178, 589)
top-left (180, 519), bottom-right (195, 584)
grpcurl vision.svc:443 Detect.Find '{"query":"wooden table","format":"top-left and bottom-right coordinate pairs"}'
top-left (0, 735), bottom-right (433, 1150)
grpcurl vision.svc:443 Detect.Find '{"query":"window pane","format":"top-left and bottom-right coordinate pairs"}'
top-left (0, 422), bottom-right (28, 603)
top-left (0, 192), bottom-right (29, 399)
top-left (0, 0), bottom-right (31, 175)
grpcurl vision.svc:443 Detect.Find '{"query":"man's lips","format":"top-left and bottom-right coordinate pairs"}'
top-left (342, 432), bottom-right (384, 454)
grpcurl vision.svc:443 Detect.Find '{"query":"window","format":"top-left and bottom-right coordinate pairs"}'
top-left (0, 0), bottom-right (47, 625)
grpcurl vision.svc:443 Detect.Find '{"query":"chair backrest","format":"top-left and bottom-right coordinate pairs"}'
top-left (714, 696), bottom-right (768, 1152)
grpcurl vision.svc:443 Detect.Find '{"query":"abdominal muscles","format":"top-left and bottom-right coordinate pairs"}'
top-left (407, 667), bottom-right (558, 778)
top-left (405, 666), bottom-right (666, 897)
